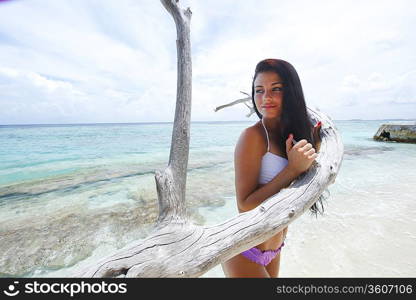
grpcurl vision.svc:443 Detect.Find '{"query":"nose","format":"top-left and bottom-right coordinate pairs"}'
top-left (263, 90), bottom-right (273, 103)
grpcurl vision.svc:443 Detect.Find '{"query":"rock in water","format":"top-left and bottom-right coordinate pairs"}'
top-left (373, 123), bottom-right (416, 143)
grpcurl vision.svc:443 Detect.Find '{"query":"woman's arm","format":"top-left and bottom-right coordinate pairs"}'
top-left (236, 130), bottom-right (317, 212)
top-left (240, 165), bottom-right (299, 212)
top-left (234, 127), bottom-right (264, 212)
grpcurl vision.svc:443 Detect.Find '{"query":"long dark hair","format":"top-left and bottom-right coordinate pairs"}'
top-left (251, 58), bottom-right (324, 216)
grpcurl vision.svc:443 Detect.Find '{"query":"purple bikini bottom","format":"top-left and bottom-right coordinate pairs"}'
top-left (241, 242), bottom-right (285, 266)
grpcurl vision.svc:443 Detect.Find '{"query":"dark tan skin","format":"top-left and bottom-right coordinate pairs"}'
top-left (221, 71), bottom-right (322, 278)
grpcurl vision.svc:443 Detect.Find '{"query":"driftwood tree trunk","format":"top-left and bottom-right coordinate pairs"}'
top-left (73, 0), bottom-right (344, 278)
top-left (155, 0), bottom-right (192, 228)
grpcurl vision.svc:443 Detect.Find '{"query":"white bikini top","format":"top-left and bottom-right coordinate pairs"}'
top-left (258, 118), bottom-right (288, 185)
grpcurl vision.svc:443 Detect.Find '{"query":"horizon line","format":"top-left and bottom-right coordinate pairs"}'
top-left (1, 118), bottom-right (416, 126)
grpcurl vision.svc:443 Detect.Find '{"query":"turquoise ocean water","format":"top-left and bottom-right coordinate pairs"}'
top-left (0, 120), bottom-right (415, 277)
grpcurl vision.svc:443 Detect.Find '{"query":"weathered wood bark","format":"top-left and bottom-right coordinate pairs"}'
top-left (156, 0), bottom-right (192, 228)
top-left (214, 92), bottom-right (256, 117)
top-left (72, 0), bottom-right (344, 278)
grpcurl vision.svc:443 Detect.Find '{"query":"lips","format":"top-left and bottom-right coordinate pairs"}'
top-left (262, 106), bottom-right (276, 109)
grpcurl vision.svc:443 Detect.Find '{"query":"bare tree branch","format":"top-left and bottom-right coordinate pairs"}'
top-left (214, 97), bottom-right (250, 112)
top-left (214, 91), bottom-right (256, 117)
top-left (156, 0), bottom-right (192, 227)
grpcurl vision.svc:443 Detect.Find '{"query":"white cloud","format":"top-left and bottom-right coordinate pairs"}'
top-left (0, 0), bottom-right (415, 124)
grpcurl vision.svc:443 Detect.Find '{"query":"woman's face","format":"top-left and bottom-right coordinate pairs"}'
top-left (253, 71), bottom-right (284, 119)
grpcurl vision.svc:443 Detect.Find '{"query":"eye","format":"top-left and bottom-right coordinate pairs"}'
top-left (255, 90), bottom-right (263, 94)
top-left (273, 87), bottom-right (283, 92)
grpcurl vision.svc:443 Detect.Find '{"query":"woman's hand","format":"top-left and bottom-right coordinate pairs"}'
top-left (285, 134), bottom-right (317, 176)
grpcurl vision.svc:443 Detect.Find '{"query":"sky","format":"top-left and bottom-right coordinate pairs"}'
top-left (0, 0), bottom-right (415, 124)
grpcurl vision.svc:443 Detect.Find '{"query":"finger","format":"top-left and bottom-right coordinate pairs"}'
top-left (299, 143), bottom-right (313, 152)
top-left (292, 138), bottom-right (298, 146)
top-left (314, 122), bottom-right (323, 136)
top-left (293, 139), bottom-right (308, 149)
top-left (314, 121), bottom-right (322, 128)
top-left (304, 148), bottom-right (315, 156)
top-left (308, 153), bottom-right (318, 160)
top-left (313, 121), bottom-right (322, 132)
top-left (286, 134), bottom-right (293, 153)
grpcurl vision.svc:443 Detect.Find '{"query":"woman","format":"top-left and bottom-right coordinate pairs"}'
top-left (221, 58), bottom-right (322, 278)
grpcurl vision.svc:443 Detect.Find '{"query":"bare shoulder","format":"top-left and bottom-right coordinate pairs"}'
top-left (235, 122), bottom-right (265, 156)
top-left (238, 122), bottom-right (264, 144)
